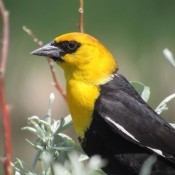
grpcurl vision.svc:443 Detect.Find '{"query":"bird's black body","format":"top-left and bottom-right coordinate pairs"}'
top-left (80, 72), bottom-right (175, 175)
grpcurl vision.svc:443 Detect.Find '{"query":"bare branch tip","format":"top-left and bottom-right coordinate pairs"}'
top-left (22, 26), bottom-right (32, 35)
top-left (49, 61), bottom-right (55, 66)
top-left (79, 8), bottom-right (84, 13)
top-left (51, 82), bottom-right (56, 86)
top-left (38, 41), bottom-right (43, 45)
top-left (33, 38), bottom-right (38, 43)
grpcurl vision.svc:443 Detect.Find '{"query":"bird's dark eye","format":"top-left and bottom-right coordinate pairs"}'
top-left (67, 41), bottom-right (78, 51)
top-left (65, 41), bottom-right (81, 53)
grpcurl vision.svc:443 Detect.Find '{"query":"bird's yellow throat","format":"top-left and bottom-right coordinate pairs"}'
top-left (66, 79), bottom-right (100, 138)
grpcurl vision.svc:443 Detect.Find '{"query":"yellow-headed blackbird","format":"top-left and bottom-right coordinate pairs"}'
top-left (31, 32), bottom-right (175, 175)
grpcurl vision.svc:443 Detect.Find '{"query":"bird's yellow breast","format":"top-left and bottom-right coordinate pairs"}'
top-left (67, 79), bottom-right (100, 138)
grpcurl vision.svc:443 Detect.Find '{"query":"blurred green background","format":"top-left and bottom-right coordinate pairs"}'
top-left (1, 0), bottom-right (175, 174)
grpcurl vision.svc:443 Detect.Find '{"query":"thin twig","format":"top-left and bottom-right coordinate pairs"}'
top-left (79, 0), bottom-right (84, 33)
top-left (0, 0), bottom-right (12, 175)
top-left (23, 26), bottom-right (67, 102)
top-left (0, 0), bottom-right (9, 74)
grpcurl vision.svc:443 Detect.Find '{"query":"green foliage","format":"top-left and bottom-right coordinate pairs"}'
top-left (131, 81), bottom-right (150, 102)
top-left (139, 155), bottom-right (157, 175)
top-left (155, 93), bottom-right (175, 115)
top-left (131, 81), bottom-right (175, 115)
top-left (163, 48), bottom-right (175, 68)
top-left (12, 93), bottom-right (105, 175)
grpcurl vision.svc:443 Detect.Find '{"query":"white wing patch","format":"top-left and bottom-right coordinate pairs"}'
top-left (146, 146), bottom-right (165, 157)
top-left (106, 117), bottom-right (166, 158)
top-left (106, 117), bottom-right (139, 142)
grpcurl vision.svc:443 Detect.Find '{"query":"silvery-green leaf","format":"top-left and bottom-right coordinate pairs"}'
top-left (139, 155), bottom-right (157, 175)
top-left (131, 81), bottom-right (150, 102)
top-left (163, 48), bottom-right (175, 68)
top-left (155, 93), bottom-right (175, 114)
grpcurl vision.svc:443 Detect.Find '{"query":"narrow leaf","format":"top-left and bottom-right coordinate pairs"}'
top-left (155, 93), bottom-right (175, 114)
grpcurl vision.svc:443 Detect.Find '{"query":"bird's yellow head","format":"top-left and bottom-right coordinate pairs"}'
top-left (32, 32), bottom-right (118, 84)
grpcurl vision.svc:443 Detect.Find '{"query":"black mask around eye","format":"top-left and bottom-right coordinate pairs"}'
top-left (53, 40), bottom-right (81, 55)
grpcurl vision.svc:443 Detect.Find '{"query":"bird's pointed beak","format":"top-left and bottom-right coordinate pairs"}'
top-left (31, 42), bottom-right (63, 61)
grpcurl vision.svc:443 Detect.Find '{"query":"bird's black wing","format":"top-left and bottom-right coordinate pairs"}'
top-left (95, 72), bottom-right (175, 160)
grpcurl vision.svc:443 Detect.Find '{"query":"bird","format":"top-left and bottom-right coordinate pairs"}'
top-left (31, 32), bottom-right (175, 175)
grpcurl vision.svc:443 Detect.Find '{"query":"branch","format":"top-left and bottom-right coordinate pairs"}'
top-left (23, 26), bottom-right (67, 102)
top-left (79, 0), bottom-right (84, 33)
top-left (0, 0), bottom-right (9, 74)
top-left (0, 0), bottom-right (12, 175)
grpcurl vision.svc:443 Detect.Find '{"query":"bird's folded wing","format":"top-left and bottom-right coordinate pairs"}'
top-left (96, 74), bottom-right (175, 160)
